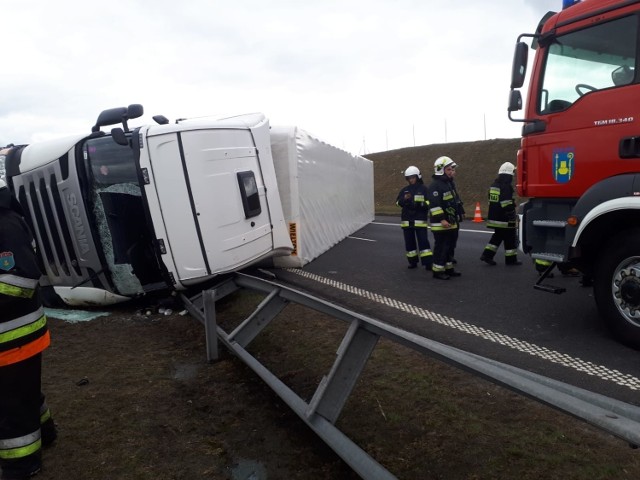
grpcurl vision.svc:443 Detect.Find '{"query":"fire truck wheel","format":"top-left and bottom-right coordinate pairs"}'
top-left (594, 230), bottom-right (640, 350)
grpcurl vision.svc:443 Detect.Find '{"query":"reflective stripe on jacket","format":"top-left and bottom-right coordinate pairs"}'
top-left (0, 209), bottom-right (49, 361)
top-left (486, 175), bottom-right (516, 229)
top-left (427, 175), bottom-right (458, 231)
top-left (0, 274), bottom-right (38, 298)
top-left (396, 183), bottom-right (429, 226)
top-left (0, 331), bottom-right (50, 367)
top-left (0, 307), bottom-right (47, 345)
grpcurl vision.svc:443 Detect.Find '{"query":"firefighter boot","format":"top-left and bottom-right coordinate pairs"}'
top-left (445, 268), bottom-right (461, 277)
top-left (41, 418), bottom-right (58, 447)
top-left (480, 255), bottom-right (497, 266)
top-left (0, 452), bottom-right (42, 480)
top-left (433, 271), bottom-right (450, 280)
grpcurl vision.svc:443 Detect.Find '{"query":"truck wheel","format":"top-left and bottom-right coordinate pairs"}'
top-left (594, 230), bottom-right (640, 349)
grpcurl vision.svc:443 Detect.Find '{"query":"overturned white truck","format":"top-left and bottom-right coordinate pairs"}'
top-left (1, 105), bottom-right (373, 305)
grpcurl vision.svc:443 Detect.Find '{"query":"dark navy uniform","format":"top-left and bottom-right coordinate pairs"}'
top-left (0, 182), bottom-right (56, 480)
top-left (480, 173), bottom-right (521, 266)
top-left (427, 174), bottom-right (459, 278)
top-left (396, 181), bottom-right (433, 269)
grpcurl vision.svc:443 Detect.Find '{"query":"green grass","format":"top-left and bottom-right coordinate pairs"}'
top-left (214, 293), bottom-right (640, 479)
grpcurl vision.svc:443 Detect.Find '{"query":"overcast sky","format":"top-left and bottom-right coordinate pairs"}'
top-left (2, 0), bottom-right (560, 155)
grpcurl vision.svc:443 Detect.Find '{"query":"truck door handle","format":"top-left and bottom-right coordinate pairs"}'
top-left (619, 136), bottom-right (640, 158)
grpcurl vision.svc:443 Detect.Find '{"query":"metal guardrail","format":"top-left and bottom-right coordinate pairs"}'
top-left (181, 272), bottom-right (640, 480)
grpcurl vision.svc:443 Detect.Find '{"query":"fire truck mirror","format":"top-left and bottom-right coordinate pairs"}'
top-left (508, 90), bottom-right (523, 113)
top-left (510, 42), bottom-right (529, 89)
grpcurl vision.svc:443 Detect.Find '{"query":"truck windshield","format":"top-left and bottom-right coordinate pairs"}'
top-left (82, 136), bottom-right (163, 296)
top-left (538, 14), bottom-right (637, 114)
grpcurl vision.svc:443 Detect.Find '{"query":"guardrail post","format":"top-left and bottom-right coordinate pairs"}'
top-left (203, 290), bottom-right (219, 362)
top-left (307, 320), bottom-right (379, 424)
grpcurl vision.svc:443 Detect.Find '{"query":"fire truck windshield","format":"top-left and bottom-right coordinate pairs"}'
top-left (538, 14), bottom-right (637, 114)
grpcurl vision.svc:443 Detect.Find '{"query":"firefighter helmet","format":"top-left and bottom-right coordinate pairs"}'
top-left (404, 166), bottom-right (421, 179)
top-left (499, 162), bottom-right (516, 175)
top-left (434, 156), bottom-right (455, 175)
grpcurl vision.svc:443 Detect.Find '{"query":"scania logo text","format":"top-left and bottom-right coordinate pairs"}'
top-left (66, 192), bottom-right (90, 255)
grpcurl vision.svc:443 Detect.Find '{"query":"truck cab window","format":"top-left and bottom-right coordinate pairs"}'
top-left (237, 171), bottom-right (262, 218)
top-left (539, 15), bottom-right (637, 114)
top-left (82, 136), bottom-right (163, 295)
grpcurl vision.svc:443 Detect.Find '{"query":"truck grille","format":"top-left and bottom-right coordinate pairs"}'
top-left (13, 154), bottom-right (105, 289)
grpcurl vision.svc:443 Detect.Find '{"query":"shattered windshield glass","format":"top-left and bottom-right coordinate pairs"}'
top-left (82, 137), bottom-right (162, 296)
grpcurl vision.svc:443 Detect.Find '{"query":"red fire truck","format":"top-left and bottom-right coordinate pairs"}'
top-left (509, 0), bottom-right (640, 348)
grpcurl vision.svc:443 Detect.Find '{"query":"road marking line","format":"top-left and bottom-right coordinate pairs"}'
top-left (287, 269), bottom-right (640, 391)
top-left (371, 222), bottom-right (490, 234)
top-left (348, 236), bottom-right (376, 242)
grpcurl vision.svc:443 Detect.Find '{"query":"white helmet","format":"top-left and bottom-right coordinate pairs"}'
top-left (498, 162), bottom-right (516, 175)
top-left (404, 166), bottom-right (421, 179)
top-left (434, 156), bottom-right (455, 175)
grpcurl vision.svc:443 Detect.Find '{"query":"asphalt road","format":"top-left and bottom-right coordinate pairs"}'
top-left (273, 215), bottom-right (640, 406)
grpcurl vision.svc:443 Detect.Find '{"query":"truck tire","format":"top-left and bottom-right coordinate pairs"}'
top-left (594, 229), bottom-right (640, 349)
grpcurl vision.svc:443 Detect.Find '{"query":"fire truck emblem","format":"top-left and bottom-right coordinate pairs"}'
top-left (553, 148), bottom-right (574, 183)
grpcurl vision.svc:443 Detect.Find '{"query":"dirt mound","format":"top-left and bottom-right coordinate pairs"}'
top-left (366, 138), bottom-right (521, 216)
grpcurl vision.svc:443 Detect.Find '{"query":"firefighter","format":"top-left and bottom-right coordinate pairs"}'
top-left (480, 162), bottom-right (522, 266)
top-left (0, 178), bottom-right (56, 480)
top-left (427, 157), bottom-right (461, 280)
top-left (396, 166), bottom-right (433, 270)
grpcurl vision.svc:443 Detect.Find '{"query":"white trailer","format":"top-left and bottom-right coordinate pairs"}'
top-left (0, 105), bottom-right (373, 306)
top-left (269, 126), bottom-right (374, 268)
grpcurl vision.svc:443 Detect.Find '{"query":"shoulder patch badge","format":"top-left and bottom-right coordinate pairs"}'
top-left (0, 252), bottom-right (15, 271)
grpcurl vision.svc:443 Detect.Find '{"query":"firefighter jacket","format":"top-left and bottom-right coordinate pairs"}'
top-left (486, 174), bottom-right (517, 229)
top-left (396, 182), bottom-right (429, 228)
top-left (450, 179), bottom-right (465, 222)
top-left (427, 175), bottom-right (458, 231)
top-left (0, 208), bottom-right (50, 366)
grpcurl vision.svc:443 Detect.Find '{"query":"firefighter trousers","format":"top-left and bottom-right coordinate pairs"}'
top-left (402, 227), bottom-right (433, 267)
top-left (0, 353), bottom-right (52, 478)
top-left (432, 229), bottom-right (456, 272)
top-left (482, 228), bottom-right (519, 264)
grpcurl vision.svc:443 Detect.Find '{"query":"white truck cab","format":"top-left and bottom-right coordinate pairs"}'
top-left (2, 106), bottom-right (293, 305)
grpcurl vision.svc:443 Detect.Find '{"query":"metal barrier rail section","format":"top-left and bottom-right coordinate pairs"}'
top-left (181, 272), bottom-right (640, 480)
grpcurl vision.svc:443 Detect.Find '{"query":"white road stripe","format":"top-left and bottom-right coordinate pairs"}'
top-left (347, 236), bottom-right (376, 242)
top-left (372, 221), bottom-right (491, 234)
top-left (287, 269), bottom-right (640, 391)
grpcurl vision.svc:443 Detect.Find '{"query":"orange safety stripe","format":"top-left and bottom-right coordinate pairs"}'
top-left (0, 331), bottom-right (50, 367)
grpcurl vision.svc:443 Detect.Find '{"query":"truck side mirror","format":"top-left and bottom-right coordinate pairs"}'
top-left (92, 107), bottom-right (128, 133)
top-left (111, 128), bottom-right (129, 146)
top-left (153, 115), bottom-right (170, 125)
top-left (508, 90), bottom-right (523, 113)
top-left (510, 42), bottom-right (529, 89)
top-left (127, 104), bottom-right (144, 120)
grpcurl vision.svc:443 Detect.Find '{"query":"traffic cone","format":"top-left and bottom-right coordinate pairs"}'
top-left (472, 202), bottom-right (483, 223)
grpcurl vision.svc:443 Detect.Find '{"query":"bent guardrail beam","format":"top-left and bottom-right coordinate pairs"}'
top-left (181, 272), bottom-right (640, 480)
